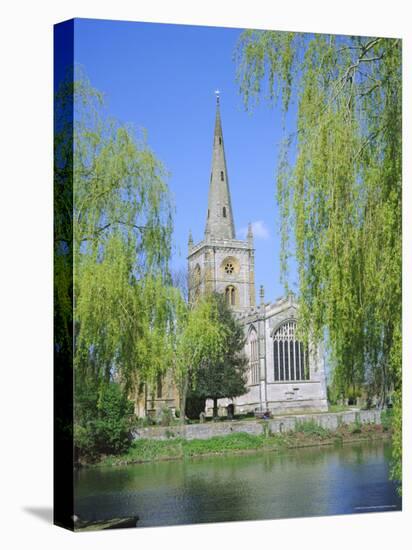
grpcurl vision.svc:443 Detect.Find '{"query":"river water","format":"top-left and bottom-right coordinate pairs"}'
top-left (74, 440), bottom-right (401, 528)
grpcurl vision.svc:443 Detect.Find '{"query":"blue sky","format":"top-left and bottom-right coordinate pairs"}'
top-left (74, 18), bottom-right (298, 302)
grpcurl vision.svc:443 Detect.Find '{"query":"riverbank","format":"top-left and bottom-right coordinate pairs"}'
top-left (94, 420), bottom-right (391, 467)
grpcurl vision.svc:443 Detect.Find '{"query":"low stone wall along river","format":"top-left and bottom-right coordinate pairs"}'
top-left (133, 409), bottom-right (382, 441)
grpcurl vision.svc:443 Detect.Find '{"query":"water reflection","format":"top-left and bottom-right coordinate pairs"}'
top-left (75, 440), bottom-right (401, 527)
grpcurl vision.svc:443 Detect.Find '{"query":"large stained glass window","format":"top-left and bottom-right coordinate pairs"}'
top-left (273, 321), bottom-right (309, 382)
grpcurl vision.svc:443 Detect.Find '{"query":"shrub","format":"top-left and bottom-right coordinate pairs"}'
top-left (349, 414), bottom-right (362, 434)
top-left (295, 419), bottom-right (330, 438)
top-left (136, 415), bottom-right (155, 428)
top-left (185, 392), bottom-right (206, 420)
top-left (262, 422), bottom-right (272, 438)
top-left (158, 405), bottom-right (174, 427)
top-left (381, 408), bottom-right (394, 432)
top-left (74, 382), bottom-right (135, 460)
top-left (327, 385), bottom-right (338, 406)
top-left (349, 423), bottom-right (362, 434)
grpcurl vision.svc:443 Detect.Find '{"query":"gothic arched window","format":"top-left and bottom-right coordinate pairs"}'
top-left (249, 329), bottom-right (259, 385)
top-left (273, 321), bottom-right (309, 382)
top-left (220, 171), bottom-right (224, 181)
top-left (223, 206), bottom-right (227, 217)
top-left (225, 285), bottom-right (236, 306)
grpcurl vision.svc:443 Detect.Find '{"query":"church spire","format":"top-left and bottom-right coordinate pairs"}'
top-left (204, 92), bottom-right (235, 240)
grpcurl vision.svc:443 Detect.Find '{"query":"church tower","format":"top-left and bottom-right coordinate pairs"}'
top-left (188, 95), bottom-right (256, 310)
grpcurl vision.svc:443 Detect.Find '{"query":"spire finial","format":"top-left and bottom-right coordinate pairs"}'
top-left (260, 285), bottom-right (265, 305)
top-left (188, 229), bottom-right (193, 247)
top-left (247, 222), bottom-right (253, 243)
top-left (214, 89), bottom-right (220, 104)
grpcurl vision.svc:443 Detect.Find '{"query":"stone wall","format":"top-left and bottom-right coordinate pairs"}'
top-left (132, 409), bottom-right (383, 441)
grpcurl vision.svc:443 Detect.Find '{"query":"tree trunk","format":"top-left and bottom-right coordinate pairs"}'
top-left (213, 397), bottom-right (218, 420)
top-left (180, 374), bottom-right (189, 425)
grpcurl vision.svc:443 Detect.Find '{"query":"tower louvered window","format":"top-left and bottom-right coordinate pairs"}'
top-left (225, 285), bottom-right (236, 306)
top-left (273, 321), bottom-right (309, 382)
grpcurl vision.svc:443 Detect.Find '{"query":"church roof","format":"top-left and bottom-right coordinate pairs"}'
top-left (204, 95), bottom-right (236, 240)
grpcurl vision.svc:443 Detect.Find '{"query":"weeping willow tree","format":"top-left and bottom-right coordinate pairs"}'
top-left (236, 32), bottom-right (401, 484)
top-left (55, 69), bottom-right (175, 450)
top-left (171, 293), bottom-right (227, 422)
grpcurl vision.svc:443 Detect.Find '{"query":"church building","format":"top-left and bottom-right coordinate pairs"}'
top-left (188, 96), bottom-right (328, 416)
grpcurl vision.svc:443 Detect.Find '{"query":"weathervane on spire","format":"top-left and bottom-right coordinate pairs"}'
top-left (214, 89), bottom-right (220, 103)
